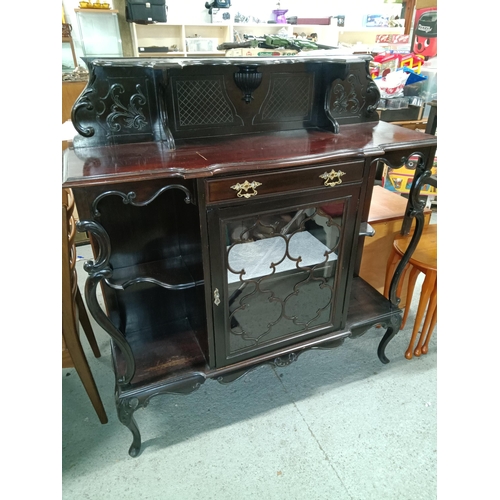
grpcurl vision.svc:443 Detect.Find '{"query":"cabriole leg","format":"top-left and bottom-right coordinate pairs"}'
top-left (377, 313), bottom-right (403, 364)
top-left (117, 397), bottom-right (142, 458)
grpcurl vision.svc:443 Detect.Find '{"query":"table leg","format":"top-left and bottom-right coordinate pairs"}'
top-left (405, 270), bottom-right (436, 359)
top-left (421, 286), bottom-right (437, 355)
top-left (414, 283), bottom-right (437, 356)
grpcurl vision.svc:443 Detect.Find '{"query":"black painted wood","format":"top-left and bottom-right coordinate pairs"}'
top-left (67, 55), bottom-right (437, 457)
top-left (71, 56), bottom-right (380, 149)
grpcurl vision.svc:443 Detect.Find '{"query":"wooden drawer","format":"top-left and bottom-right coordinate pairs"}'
top-left (205, 160), bottom-right (365, 204)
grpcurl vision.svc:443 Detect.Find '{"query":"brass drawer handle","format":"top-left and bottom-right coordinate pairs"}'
top-left (230, 180), bottom-right (262, 199)
top-left (319, 169), bottom-right (346, 187)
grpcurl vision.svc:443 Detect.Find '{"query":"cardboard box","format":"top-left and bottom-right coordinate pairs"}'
top-left (379, 105), bottom-right (423, 122)
top-left (364, 15), bottom-right (389, 27)
top-left (225, 48), bottom-right (298, 57)
top-left (375, 34), bottom-right (410, 44)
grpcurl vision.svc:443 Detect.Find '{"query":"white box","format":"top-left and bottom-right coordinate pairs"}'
top-left (185, 38), bottom-right (220, 52)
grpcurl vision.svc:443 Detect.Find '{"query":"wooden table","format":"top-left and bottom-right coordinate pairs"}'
top-left (359, 186), bottom-right (431, 308)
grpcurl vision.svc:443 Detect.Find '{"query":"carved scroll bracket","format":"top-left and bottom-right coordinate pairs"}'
top-left (76, 220), bottom-right (136, 386)
top-left (371, 151), bottom-right (436, 307)
top-left (91, 184), bottom-right (192, 218)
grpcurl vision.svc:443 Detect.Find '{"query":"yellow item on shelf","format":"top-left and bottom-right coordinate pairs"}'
top-left (384, 156), bottom-right (437, 196)
top-left (400, 54), bottom-right (425, 74)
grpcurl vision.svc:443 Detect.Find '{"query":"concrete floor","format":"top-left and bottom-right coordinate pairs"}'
top-left (63, 220), bottom-right (437, 500)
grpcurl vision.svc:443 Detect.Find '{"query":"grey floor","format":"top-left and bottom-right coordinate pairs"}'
top-left (63, 215), bottom-right (437, 500)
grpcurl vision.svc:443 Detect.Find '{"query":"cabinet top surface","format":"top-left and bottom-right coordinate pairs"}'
top-left (84, 54), bottom-right (372, 67)
top-left (62, 121), bottom-right (437, 188)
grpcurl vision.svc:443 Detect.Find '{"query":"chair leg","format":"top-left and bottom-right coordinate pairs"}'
top-left (405, 270), bottom-right (437, 360)
top-left (76, 286), bottom-right (101, 359)
top-left (401, 266), bottom-right (421, 330)
top-left (67, 336), bottom-right (108, 424)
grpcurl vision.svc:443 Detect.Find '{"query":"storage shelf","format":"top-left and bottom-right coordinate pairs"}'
top-left (112, 318), bottom-right (208, 388)
top-left (113, 276), bottom-right (397, 393)
top-left (185, 50), bottom-right (225, 55)
top-left (130, 21), bottom-right (405, 57)
top-left (130, 21), bottom-right (341, 57)
top-left (105, 256), bottom-right (204, 290)
top-left (74, 8), bottom-right (119, 13)
top-left (338, 27), bottom-right (404, 33)
top-left (138, 51), bottom-right (184, 56)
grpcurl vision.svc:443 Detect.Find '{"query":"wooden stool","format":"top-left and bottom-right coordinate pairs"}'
top-left (384, 224), bottom-right (437, 359)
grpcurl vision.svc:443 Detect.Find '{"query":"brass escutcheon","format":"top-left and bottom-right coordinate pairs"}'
top-left (319, 169), bottom-right (346, 187)
top-left (230, 180), bottom-right (262, 198)
top-left (214, 288), bottom-right (221, 306)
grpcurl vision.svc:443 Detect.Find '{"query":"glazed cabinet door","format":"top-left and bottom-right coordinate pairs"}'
top-left (207, 184), bottom-right (362, 367)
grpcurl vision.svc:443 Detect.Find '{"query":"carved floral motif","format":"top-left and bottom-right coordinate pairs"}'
top-left (98, 83), bottom-right (148, 132)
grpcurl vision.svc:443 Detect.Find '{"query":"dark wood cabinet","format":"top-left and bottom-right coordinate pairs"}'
top-left (63, 55), bottom-right (437, 457)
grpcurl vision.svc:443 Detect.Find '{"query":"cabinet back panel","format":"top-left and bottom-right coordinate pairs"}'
top-left (94, 185), bottom-right (201, 271)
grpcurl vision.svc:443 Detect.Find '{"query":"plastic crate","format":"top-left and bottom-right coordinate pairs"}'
top-left (185, 38), bottom-right (219, 52)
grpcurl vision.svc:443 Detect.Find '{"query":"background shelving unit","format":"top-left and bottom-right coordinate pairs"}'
top-left (129, 22), bottom-right (343, 57)
top-left (337, 27), bottom-right (404, 46)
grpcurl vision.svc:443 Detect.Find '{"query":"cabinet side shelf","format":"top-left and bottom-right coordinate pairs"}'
top-left (112, 317), bottom-right (208, 388)
top-left (113, 276), bottom-right (399, 394)
top-left (105, 256), bottom-right (204, 290)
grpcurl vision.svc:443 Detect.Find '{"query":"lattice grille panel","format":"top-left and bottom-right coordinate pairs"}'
top-left (262, 75), bottom-right (312, 121)
top-left (176, 79), bottom-right (235, 127)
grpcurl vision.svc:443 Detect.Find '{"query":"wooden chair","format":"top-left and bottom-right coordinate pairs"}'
top-left (384, 223), bottom-right (437, 359)
top-left (62, 188), bottom-right (108, 424)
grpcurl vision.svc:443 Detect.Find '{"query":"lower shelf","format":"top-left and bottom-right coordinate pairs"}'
top-left (111, 275), bottom-right (401, 458)
top-left (112, 317), bottom-right (208, 388)
top-left (347, 275), bottom-right (396, 334)
top-left (113, 276), bottom-right (399, 399)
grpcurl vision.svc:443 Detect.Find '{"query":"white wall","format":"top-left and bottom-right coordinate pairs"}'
top-left (63, 1), bottom-right (403, 27)
top-left (62, 0), bottom-right (404, 63)
top-left (168, 0), bottom-right (403, 26)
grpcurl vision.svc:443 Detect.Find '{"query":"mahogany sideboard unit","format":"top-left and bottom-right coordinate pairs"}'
top-left (62, 55), bottom-right (437, 457)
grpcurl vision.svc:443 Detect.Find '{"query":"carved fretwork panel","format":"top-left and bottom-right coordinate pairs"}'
top-left (326, 61), bottom-right (380, 126)
top-left (72, 61), bottom-right (170, 148)
top-left (330, 74), bottom-right (362, 115)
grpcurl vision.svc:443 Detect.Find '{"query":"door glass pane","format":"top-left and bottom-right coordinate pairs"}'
top-left (224, 200), bottom-right (345, 356)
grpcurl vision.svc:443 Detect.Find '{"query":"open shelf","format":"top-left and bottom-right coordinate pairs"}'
top-left (111, 276), bottom-right (396, 394)
top-left (105, 255), bottom-right (204, 290)
top-left (112, 317), bottom-right (208, 388)
top-left (347, 276), bottom-right (396, 334)
top-left (130, 21), bottom-right (340, 57)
